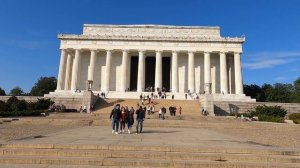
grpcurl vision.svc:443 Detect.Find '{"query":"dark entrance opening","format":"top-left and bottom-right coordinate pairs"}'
top-left (145, 57), bottom-right (156, 91)
top-left (162, 57), bottom-right (171, 91)
top-left (130, 56), bottom-right (138, 91)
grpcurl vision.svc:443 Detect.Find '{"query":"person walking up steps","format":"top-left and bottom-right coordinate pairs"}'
top-left (109, 104), bottom-right (121, 134)
top-left (136, 106), bottom-right (145, 134)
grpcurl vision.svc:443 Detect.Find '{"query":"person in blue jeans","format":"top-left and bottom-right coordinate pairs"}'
top-left (109, 104), bottom-right (121, 134)
top-left (136, 106), bottom-right (145, 134)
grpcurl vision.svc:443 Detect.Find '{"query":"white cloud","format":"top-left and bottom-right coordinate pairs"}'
top-left (243, 51), bottom-right (300, 70)
top-left (274, 76), bottom-right (287, 81)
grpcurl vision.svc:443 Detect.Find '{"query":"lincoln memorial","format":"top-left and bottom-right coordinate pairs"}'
top-left (54, 24), bottom-right (245, 97)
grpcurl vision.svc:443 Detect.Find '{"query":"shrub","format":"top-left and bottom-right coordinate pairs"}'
top-left (249, 105), bottom-right (287, 123)
top-left (0, 100), bottom-right (8, 112)
top-left (34, 98), bottom-right (54, 110)
top-left (258, 115), bottom-right (285, 123)
top-left (289, 113), bottom-right (300, 124)
top-left (250, 105), bottom-right (287, 118)
top-left (0, 110), bottom-right (44, 117)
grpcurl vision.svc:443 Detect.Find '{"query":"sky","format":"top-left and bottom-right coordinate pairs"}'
top-left (0, 0), bottom-right (299, 93)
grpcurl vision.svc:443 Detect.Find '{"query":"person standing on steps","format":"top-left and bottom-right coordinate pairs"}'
top-left (136, 106), bottom-right (145, 134)
top-left (127, 107), bottom-right (135, 134)
top-left (120, 107), bottom-right (127, 133)
top-left (109, 104), bottom-right (121, 134)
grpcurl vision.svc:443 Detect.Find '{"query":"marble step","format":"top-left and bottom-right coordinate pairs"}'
top-left (0, 155), bottom-right (299, 168)
top-left (1, 148), bottom-right (300, 163)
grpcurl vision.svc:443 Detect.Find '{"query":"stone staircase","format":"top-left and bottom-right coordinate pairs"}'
top-left (0, 144), bottom-right (299, 167)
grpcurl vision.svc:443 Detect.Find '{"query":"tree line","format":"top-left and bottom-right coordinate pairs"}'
top-left (244, 77), bottom-right (300, 103)
top-left (0, 77), bottom-right (57, 96)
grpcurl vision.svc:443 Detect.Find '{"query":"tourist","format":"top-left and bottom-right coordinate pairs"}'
top-left (136, 106), bottom-right (145, 134)
top-left (127, 107), bottom-right (135, 134)
top-left (141, 98), bottom-right (144, 105)
top-left (161, 106), bottom-right (166, 120)
top-left (158, 107), bottom-right (162, 119)
top-left (147, 105), bottom-right (151, 115)
top-left (140, 94), bottom-right (142, 101)
top-left (109, 104), bottom-right (121, 134)
top-left (172, 95), bottom-right (174, 100)
top-left (120, 107), bottom-right (127, 133)
top-left (150, 105), bottom-right (155, 114)
top-left (179, 106), bottom-right (182, 116)
top-left (185, 93), bottom-right (187, 100)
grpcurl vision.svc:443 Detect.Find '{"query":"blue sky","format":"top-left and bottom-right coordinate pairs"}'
top-left (0, 0), bottom-right (299, 93)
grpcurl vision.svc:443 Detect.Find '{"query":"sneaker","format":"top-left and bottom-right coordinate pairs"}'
top-left (115, 132), bottom-right (118, 134)
top-left (122, 130), bottom-right (125, 133)
top-left (128, 130), bottom-right (131, 134)
top-left (112, 130), bottom-right (114, 134)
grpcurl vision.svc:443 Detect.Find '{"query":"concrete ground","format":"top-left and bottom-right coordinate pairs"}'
top-left (2, 125), bottom-right (299, 152)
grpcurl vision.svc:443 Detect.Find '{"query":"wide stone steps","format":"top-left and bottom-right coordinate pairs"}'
top-left (1, 148), bottom-right (300, 163)
top-left (1, 156), bottom-right (300, 168)
top-left (0, 144), bottom-right (300, 168)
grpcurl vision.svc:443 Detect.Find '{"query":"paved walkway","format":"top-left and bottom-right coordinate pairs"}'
top-left (4, 126), bottom-right (296, 151)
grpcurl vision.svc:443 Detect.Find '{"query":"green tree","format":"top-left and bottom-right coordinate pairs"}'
top-left (266, 83), bottom-right (294, 103)
top-left (0, 87), bottom-right (5, 96)
top-left (291, 77), bottom-right (300, 103)
top-left (9, 86), bottom-right (24, 96)
top-left (30, 77), bottom-right (57, 96)
top-left (6, 96), bottom-right (27, 112)
top-left (244, 84), bottom-right (264, 101)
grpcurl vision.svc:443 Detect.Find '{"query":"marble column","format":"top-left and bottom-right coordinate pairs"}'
top-left (103, 50), bottom-right (112, 92)
top-left (155, 50), bottom-right (162, 91)
top-left (188, 51), bottom-right (195, 93)
top-left (204, 52), bottom-right (211, 94)
top-left (220, 52), bottom-right (228, 94)
top-left (137, 50), bottom-right (145, 92)
top-left (56, 49), bottom-right (67, 90)
top-left (71, 49), bottom-right (81, 91)
top-left (64, 52), bottom-right (73, 90)
top-left (88, 50), bottom-right (97, 81)
top-left (234, 52), bottom-right (243, 94)
top-left (171, 51), bottom-right (178, 93)
top-left (121, 50), bottom-right (128, 92)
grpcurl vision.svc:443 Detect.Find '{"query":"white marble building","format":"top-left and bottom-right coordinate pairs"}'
top-left (55, 24), bottom-right (245, 96)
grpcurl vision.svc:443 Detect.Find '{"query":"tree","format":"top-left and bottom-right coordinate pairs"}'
top-left (291, 77), bottom-right (300, 103)
top-left (294, 77), bottom-right (300, 95)
top-left (244, 84), bottom-right (264, 101)
top-left (9, 86), bottom-right (24, 96)
top-left (0, 87), bottom-right (5, 96)
top-left (266, 83), bottom-right (294, 103)
top-left (30, 77), bottom-right (57, 96)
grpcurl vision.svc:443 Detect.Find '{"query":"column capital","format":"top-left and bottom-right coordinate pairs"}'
top-left (106, 50), bottom-right (112, 54)
top-left (204, 51), bottom-right (211, 55)
top-left (234, 52), bottom-right (242, 55)
top-left (188, 50), bottom-right (196, 54)
top-left (138, 50), bottom-right (145, 54)
top-left (122, 49), bottom-right (129, 53)
top-left (155, 50), bottom-right (163, 54)
top-left (220, 51), bottom-right (226, 55)
top-left (172, 50), bottom-right (179, 55)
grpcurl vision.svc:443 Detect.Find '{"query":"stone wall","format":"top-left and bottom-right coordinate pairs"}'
top-left (214, 101), bottom-right (300, 116)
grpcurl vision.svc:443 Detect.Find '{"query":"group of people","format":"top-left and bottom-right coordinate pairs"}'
top-left (109, 104), bottom-right (145, 134)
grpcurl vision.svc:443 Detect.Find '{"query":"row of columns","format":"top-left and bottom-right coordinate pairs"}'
top-left (56, 49), bottom-right (244, 94)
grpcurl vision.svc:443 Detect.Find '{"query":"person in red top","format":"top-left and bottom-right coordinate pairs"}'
top-left (119, 108), bottom-right (127, 133)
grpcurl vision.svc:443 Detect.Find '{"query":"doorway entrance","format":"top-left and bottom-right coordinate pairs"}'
top-left (162, 57), bottom-right (171, 91)
top-left (145, 57), bottom-right (155, 91)
top-left (129, 56), bottom-right (138, 91)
